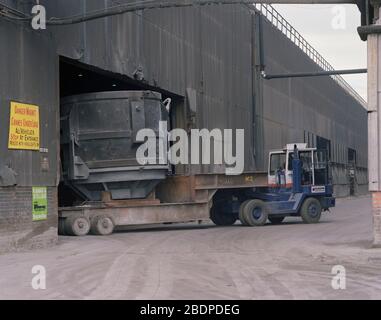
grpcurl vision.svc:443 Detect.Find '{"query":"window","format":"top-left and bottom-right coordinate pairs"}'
top-left (287, 151), bottom-right (312, 171)
top-left (288, 151), bottom-right (314, 185)
top-left (270, 153), bottom-right (286, 175)
top-left (316, 136), bottom-right (331, 160)
top-left (348, 148), bottom-right (357, 165)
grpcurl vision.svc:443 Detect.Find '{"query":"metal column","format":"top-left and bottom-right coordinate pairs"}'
top-left (367, 2), bottom-right (381, 247)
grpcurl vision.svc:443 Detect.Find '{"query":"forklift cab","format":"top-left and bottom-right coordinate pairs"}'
top-left (268, 143), bottom-right (330, 188)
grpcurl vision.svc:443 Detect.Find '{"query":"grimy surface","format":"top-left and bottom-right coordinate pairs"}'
top-left (0, 196), bottom-right (380, 300)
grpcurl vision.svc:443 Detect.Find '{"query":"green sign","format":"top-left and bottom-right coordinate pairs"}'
top-left (32, 187), bottom-right (48, 221)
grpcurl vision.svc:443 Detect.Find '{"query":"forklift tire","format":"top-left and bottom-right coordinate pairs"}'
top-left (243, 200), bottom-right (268, 227)
top-left (300, 197), bottom-right (322, 224)
top-left (64, 215), bottom-right (91, 236)
top-left (268, 216), bottom-right (285, 225)
top-left (239, 200), bottom-right (251, 226)
top-left (90, 215), bottom-right (115, 235)
top-left (210, 201), bottom-right (237, 226)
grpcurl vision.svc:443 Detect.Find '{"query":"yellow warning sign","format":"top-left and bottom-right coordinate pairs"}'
top-left (8, 101), bottom-right (40, 151)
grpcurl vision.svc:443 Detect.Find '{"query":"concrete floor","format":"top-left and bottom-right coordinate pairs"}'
top-left (0, 196), bottom-right (380, 300)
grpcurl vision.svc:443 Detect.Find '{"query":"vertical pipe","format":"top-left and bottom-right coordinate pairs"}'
top-left (253, 11), bottom-right (265, 170)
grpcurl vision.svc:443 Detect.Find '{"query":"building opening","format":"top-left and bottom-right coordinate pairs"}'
top-left (348, 148), bottom-right (357, 196)
top-left (58, 58), bottom-right (184, 207)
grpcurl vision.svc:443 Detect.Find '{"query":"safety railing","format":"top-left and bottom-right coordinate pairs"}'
top-left (253, 3), bottom-right (367, 108)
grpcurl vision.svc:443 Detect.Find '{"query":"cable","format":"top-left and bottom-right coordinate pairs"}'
top-left (47, 0), bottom-right (159, 22)
top-left (0, 1), bottom-right (31, 20)
top-left (0, 12), bottom-right (31, 21)
top-left (45, 0), bottom-right (258, 26)
top-left (55, 1), bottom-right (264, 25)
top-left (0, 0), bottom-right (260, 25)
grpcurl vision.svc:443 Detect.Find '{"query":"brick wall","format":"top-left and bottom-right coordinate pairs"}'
top-left (0, 187), bottom-right (58, 254)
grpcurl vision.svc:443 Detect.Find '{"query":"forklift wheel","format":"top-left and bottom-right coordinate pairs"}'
top-left (268, 216), bottom-right (285, 225)
top-left (300, 198), bottom-right (322, 224)
top-left (243, 200), bottom-right (268, 227)
top-left (239, 200), bottom-right (251, 226)
top-left (210, 203), bottom-right (237, 226)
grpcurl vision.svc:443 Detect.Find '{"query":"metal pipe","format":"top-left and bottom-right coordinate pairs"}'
top-left (262, 68), bottom-right (367, 80)
top-left (358, 25), bottom-right (381, 41)
top-left (258, 13), bottom-right (265, 71)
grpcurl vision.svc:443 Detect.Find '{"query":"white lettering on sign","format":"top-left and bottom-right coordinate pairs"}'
top-left (312, 186), bottom-right (326, 194)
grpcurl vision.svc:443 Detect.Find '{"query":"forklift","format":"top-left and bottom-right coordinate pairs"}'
top-left (238, 143), bottom-right (336, 226)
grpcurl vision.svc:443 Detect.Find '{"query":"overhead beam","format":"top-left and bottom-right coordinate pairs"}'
top-left (252, 0), bottom-right (356, 3)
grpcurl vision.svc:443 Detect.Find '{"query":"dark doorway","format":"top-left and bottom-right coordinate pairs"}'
top-left (348, 148), bottom-right (357, 196)
top-left (58, 57), bottom-right (184, 207)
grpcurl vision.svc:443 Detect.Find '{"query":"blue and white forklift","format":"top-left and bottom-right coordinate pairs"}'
top-left (237, 143), bottom-right (336, 226)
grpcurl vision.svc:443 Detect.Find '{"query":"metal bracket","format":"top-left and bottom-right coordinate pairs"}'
top-left (73, 156), bottom-right (90, 180)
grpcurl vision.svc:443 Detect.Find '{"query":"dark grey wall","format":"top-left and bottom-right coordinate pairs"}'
top-left (43, 1), bottom-right (367, 189)
top-left (0, 19), bottom-right (59, 187)
top-left (0, 17), bottom-right (59, 252)
top-left (44, 1), bottom-right (256, 174)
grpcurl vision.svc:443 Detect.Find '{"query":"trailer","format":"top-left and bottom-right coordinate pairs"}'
top-left (57, 91), bottom-right (335, 236)
top-left (59, 172), bottom-right (268, 236)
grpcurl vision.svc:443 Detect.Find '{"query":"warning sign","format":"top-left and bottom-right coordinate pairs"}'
top-left (32, 187), bottom-right (48, 221)
top-left (8, 101), bottom-right (40, 151)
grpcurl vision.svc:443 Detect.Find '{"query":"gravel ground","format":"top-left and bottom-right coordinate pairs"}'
top-left (0, 195), bottom-right (380, 300)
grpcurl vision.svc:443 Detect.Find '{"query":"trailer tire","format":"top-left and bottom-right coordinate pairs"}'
top-left (210, 202), bottom-right (237, 226)
top-left (58, 218), bottom-right (67, 235)
top-left (268, 216), bottom-right (285, 225)
top-left (239, 200), bottom-right (251, 226)
top-left (243, 200), bottom-right (268, 227)
top-left (64, 216), bottom-right (91, 236)
top-left (300, 197), bottom-right (322, 224)
top-left (91, 215), bottom-right (115, 235)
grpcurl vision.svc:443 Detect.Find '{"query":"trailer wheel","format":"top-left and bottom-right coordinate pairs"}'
top-left (268, 216), bottom-right (285, 225)
top-left (64, 216), bottom-right (91, 236)
top-left (58, 218), bottom-right (66, 235)
top-left (300, 197), bottom-right (322, 224)
top-left (239, 200), bottom-right (251, 226)
top-left (91, 215), bottom-right (115, 235)
top-left (210, 202), bottom-right (237, 226)
top-left (243, 200), bottom-right (268, 227)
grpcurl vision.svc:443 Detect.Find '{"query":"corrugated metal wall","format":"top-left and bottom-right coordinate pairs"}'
top-left (0, 16), bottom-right (59, 187)
top-left (44, 1), bottom-right (256, 173)
top-left (1, 1), bottom-right (368, 185)
top-left (42, 1), bottom-right (368, 195)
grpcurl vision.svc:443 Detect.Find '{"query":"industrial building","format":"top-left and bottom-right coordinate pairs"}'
top-left (0, 1), bottom-right (368, 253)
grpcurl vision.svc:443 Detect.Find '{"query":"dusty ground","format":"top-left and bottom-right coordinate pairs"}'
top-left (0, 196), bottom-right (380, 300)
